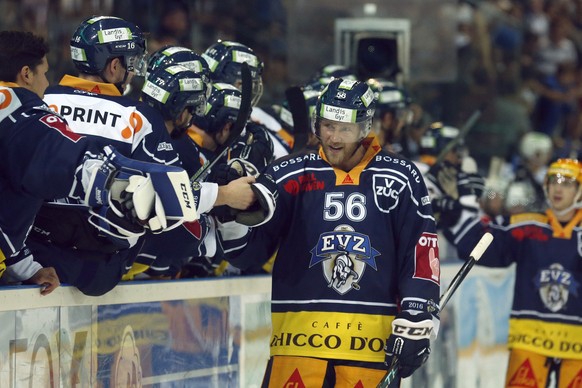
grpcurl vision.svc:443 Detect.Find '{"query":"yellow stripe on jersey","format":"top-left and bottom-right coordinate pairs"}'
top-left (509, 213), bottom-right (548, 225)
top-left (59, 74), bottom-right (121, 96)
top-left (270, 310), bottom-right (393, 363)
top-left (277, 128), bottom-right (294, 148)
top-left (0, 247), bottom-right (5, 278)
top-left (508, 318), bottom-right (582, 360)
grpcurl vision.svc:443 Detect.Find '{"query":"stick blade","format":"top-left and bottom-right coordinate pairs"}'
top-left (469, 232), bottom-right (493, 262)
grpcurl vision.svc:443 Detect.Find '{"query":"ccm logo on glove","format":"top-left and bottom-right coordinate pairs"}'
top-left (392, 323), bottom-right (433, 338)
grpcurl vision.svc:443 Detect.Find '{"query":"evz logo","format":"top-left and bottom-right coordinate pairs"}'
top-left (309, 225), bottom-right (380, 295)
top-left (534, 263), bottom-right (579, 312)
top-left (373, 174), bottom-right (405, 213)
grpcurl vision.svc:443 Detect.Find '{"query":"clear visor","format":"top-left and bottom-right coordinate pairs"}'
top-left (547, 174), bottom-right (578, 187)
top-left (126, 53), bottom-right (148, 77)
top-left (233, 76), bottom-right (263, 107)
top-left (315, 118), bottom-right (370, 143)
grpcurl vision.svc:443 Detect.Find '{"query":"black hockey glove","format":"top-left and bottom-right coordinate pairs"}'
top-left (209, 160), bottom-right (248, 223)
top-left (230, 122), bottom-right (274, 176)
top-left (385, 311), bottom-right (433, 378)
top-left (179, 256), bottom-right (220, 278)
top-left (458, 172), bottom-right (486, 198)
top-left (235, 173), bottom-right (278, 227)
top-left (427, 161), bottom-right (460, 199)
top-left (431, 196), bottom-right (462, 228)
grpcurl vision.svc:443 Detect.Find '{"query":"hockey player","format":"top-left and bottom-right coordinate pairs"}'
top-left (444, 158), bottom-right (582, 388)
top-left (26, 16), bottom-right (201, 296)
top-left (366, 78), bottom-right (414, 155)
top-left (418, 122), bottom-right (485, 227)
top-left (226, 79), bottom-right (440, 386)
top-left (0, 31), bottom-right (195, 295)
top-left (133, 65), bottom-right (259, 279)
top-left (145, 45), bottom-right (211, 81)
top-left (202, 40), bottom-right (292, 159)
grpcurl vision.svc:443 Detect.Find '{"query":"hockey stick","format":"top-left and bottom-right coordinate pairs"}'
top-left (285, 86), bottom-right (310, 152)
top-left (190, 62), bottom-right (252, 183)
top-left (377, 232), bottom-right (494, 388)
top-left (433, 104), bottom-right (485, 166)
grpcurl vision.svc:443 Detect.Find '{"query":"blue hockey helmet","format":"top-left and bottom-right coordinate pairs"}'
top-left (306, 64), bottom-right (357, 91)
top-left (366, 78), bottom-right (412, 117)
top-left (70, 16), bottom-right (147, 76)
top-left (141, 64), bottom-right (210, 122)
top-left (146, 45), bottom-right (210, 81)
top-left (420, 122), bottom-right (462, 157)
top-left (202, 40), bottom-right (264, 106)
top-left (313, 78), bottom-right (376, 140)
top-left (192, 82), bottom-right (248, 134)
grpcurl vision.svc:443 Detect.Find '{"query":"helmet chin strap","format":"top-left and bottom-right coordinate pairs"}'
top-left (99, 60), bottom-right (129, 94)
top-left (545, 185), bottom-right (582, 217)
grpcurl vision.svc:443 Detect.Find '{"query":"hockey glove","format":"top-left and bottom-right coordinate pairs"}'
top-left (385, 311), bottom-right (433, 378)
top-left (83, 146), bottom-right (197, 238)
top-left (230, 122), bottom-right (274, 176)
top-left (209, 160), bottom-right (248, 222)
top-left (458, 172), bottom-right (486, 198)
top-left (428, 161), bottom-right (460, 199)
top-left (431, 196), bottom-right (463, 228)
top-left (235, 173), bottom-right (277, 227)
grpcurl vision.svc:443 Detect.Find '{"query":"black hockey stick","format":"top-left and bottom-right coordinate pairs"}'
top-left (433, 104), bottom-right (485, 166)
top-left (190, 62), bottom-right (252, 182)
top-left (377, 232), bottom-right (494, 388)
top-left (285, 86), bottom-right (310, 152)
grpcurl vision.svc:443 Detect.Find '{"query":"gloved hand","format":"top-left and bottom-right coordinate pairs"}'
top-left (235, 172), bottom-right (278, 227)
top-left (385, 311), bottom-right (433, 378)
top-left (230, 122), bottom-right (274, 176)
top-left (427, 161), bottom-right (460, 199)
top-left (209, 160), bottom-right (248, 222)
top-left (431, 196), bottom-right (462, 228)
top-left (457, 172), bottom-right (486, 199)
top-left (83, 146), bottom-right (197, 238)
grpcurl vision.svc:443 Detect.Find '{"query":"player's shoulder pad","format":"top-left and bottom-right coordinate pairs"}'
top-left (374, 150), bottom-right (424, 185)
top-left (269, 149), bottom-right (321, 175)
top-left (509, 212), bottom-right (548, 225)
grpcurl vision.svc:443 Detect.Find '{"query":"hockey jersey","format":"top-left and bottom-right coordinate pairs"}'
top-left (447, 209), bottom-right (582, 360)
top-left (44, 75), bottom-right (179, 166)
top-left (0, 84), bottom-right (101, 279)
top-left (228, 135), bottom-right (440, 363)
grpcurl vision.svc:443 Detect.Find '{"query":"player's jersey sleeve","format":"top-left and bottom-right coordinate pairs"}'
top-left (446, 210), bottom-right (543, 268)
top-left (221, 164), bottom-right (288, 270)
top-left (393, 163), bottom-right (441, 316)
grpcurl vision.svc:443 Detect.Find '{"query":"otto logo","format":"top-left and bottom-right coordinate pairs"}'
top-left (414, 232), bottom-right (440, 285)
top-left (418, 234), bottom-right (438, 248)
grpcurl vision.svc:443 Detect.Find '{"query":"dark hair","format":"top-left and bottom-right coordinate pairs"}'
top-left (0, 31), bottom-right (49, 82)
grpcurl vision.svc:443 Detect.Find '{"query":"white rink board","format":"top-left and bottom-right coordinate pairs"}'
top-left (0, 265), bottom-right (513, 387)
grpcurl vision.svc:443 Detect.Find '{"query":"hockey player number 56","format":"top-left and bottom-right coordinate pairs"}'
top-left (324, 192), bottom-right (367, 222)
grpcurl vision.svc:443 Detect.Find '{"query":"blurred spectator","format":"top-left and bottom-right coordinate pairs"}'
top-left (531, 63), bottom-right (579, 136)
top-left (148, 0), bottom-right (192, 54)
top-left (523, 0), bottom-right (549, 38)
top-left (533, 17), bottom-right (578, 77)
